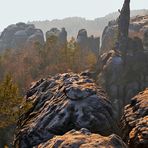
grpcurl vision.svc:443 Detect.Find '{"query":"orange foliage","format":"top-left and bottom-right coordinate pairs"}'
top-left (0, 37), bottom-right (97, 94)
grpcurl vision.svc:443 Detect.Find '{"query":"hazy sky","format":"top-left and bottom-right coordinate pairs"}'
top-left (0, 0), bottom-right (147, 31)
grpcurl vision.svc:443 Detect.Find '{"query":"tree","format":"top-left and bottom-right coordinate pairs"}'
top-left (0, 74), bottom-right (22, 127)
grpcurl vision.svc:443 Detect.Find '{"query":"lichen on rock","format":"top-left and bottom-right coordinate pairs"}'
top-left (121, 89), bottom-right (148, 148)
top-left (14, 72), bottom-right (118, 147)
top-left (37, 128), bottom-right (127, 148)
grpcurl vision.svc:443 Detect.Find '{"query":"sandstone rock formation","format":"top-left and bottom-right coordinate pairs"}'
top-left (96, 47), bottom-right (148, 119)
top-left (117, 0), bottom-right (130, 57)
top-left (100, 15), bottom-right (148, 54)
top-left (0, 125), bottom-right (16, 148)
top-left (129, 15), bottom-right (148, 39)
top-left (143, 29), bottom-right (148, 51)
top-left (0, 23), bottom-right (44, 51)
top-left (100, 20), bottom-right (118, 54)
top-left (76, 29), bottom-right (100, 54)
top-left (46, 28), bottom-right (67, 46)
top-left (96, 0), bottom-right (148, 120)
top-left (37, 129), bottom-right (127, 148)
top-left (14, 72), bottom-right (118, 147)
top-left (121, 89), bottom-right (148, 148)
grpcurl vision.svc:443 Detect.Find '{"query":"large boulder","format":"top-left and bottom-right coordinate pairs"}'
top-left (0, 23), bottom-right (44, 51)
top-left (37, 129), bottom-right (127, 148)
top-left (76, 29), bottom-right (100, 54)
top-left (121, 89), bottom-right (148, 148)
top-left (14, 72), bottom-right (118, 147)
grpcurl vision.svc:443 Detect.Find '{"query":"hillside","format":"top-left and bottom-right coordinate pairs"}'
top-left (29, 9), bottom-right (148, 38)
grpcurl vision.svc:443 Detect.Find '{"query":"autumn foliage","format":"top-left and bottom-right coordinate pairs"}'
top-left (0, 36), bottom-right (97, 93)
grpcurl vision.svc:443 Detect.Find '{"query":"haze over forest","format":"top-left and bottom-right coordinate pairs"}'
top-left (30, 9), bottom-right (148, 38)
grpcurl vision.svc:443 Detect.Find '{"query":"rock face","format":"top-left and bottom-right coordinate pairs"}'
top-left (14, 72), bottom-right (118, 147)
top-left (129, 15), bottom-right (148, 39)
top-left (100, 15), bottom-right (148, 54)
top-left (96, 0), bottom-right (148, 119)
top-left (46, 28), bottom-right (67, 46)
top-left (143, 29), bottom-right (148, 51)
top-left (37, 129), bottom-right (127, 148)
top-left (0, 23), bottom-right (44, 51)
top-left (96, 47), bottom-right (148, 119)
top-left (117, 0), bottom-right (130, 57)
top-left (76, 29), bottom-right (100, 54)
top-left (100, 20), bottom-right (118, 54)
top-left (121, 89), bottom-right (148, 148)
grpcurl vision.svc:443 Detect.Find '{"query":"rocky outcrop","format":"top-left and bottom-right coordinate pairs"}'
top-left (37, 129), bottom-right (127, 148)
top-left (121, 89), bottom-right (148, 148)
top-left (96, 47), bottom-right (148, 119)
top-left (117, 0), bottom-right (130, 57)
top-left (100, 20), bottom-right (118, 54)
top-left (46, 28), bottom-right (67, 46)
top-left (100, 15), bottom-right (148, 54)
top-left (0, 23), bottom-right (44, 51)
top-left (76, 29), bottom-right (100, 54)
top-left (14, 72), bottom-right (118, 147)
top-left (129, 15), bottom-right (148, 39)
top-left (96, 0), bottom-right (148, 120)
top-left (143, 29), bottom-right (148, 51)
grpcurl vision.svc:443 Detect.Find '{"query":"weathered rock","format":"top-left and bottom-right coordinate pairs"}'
top-left (37, 129), bottom-right (127, 148)
top-left (26, 29), bottom-right (44, 46)
top-left (143, 29), bottom-right (148, 51)
top-left (100, 15), bottom-right (148, 54)
top-left (46, 27), bottom-right (67, 46)
top-left (129, 116), bottom-right (148, 148)
top-left (128, 37), bottom-right (144, 54)
top-left (96, 48), bottom-right (147, 119)
top-left (96, 0), bottom-right (148, 120)
top-left (121, 89), bottom-right (148, 148)
top-left (76, 29), bottom-right (100, 54)
top-left (14, 72), bottom-right (118, 147)
top-left (117, 0), bottom-right (130, 57)
top-left (129, 15), bottom-right (148, 39)
top-left (100, 20), bottom-right (118, 54)
top-left (0, 23), bottom-right (44, 51)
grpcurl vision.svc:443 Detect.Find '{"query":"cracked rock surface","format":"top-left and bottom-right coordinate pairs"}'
top-left (14, 72), bottom-right (118, 147)
top-left (37, 129), bottom-right (127, 148)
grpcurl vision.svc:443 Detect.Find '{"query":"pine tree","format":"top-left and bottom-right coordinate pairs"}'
top-left (0, 74), bottom-right (22, 127)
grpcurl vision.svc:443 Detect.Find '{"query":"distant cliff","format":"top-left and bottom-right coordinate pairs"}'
top-left (29, 9), bottom-right (148, 38)
top-left (0, 23), bottom-right (44, 51)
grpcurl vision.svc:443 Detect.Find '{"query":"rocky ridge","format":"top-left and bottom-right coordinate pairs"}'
top-left (37, 129), bottom-right (127, 148)
top-left (13, 0), bottom-right (148, 147)
top-left (0, 23), bottom-right (44, 51)
top-left (100, 15), bottom-right (148, 54)
top-left (76, 29), bottom-right (100, 54)
top-left (14, 72), bottom-right (118, 147)
top-left (121, 89), bottom-right (148, 148)
top-left (30, 9), bottom-right (148, 39)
